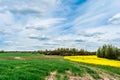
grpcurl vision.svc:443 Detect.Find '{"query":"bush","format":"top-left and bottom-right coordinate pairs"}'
top-left (0, 50), bottom-right (4, 53)
top-left (96, 44), bottom-right (119, 59)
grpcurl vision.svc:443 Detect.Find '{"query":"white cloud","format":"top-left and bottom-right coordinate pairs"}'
top-left (73, 0), bottom-right (120, 30)
top-left (84, 25), bottom-right (120, 43)
top-left (0, 11), bottom-right (13, 25)
top-left (108, 13), bottom-right (120, 24)
top-left (26, 18), bottom-right (66, 30)
top-left (0, 0), bottom-right (120, 51)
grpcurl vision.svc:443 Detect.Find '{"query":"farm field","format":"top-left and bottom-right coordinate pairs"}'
top-left (64, 56), bottom-right (120, 68)
top-left (0, 0), bottom-right (120, 80)
top-left (0, 53), bottom-right (120, 80)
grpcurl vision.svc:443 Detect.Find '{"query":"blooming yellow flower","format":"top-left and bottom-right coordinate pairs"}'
top-left (64, 56), bottom-right (120, 68)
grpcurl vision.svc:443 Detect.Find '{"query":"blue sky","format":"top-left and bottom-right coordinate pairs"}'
top-left (0, 0), bottom-right (120, 51)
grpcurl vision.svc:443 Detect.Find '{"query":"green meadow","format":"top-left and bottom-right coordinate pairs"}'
top-left (0, 53), bottom-right (120, 80)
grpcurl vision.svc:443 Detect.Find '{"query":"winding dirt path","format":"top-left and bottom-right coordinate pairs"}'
top-left (79, 64), bottom-right (120, 80)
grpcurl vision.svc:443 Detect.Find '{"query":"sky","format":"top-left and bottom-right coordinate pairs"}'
top-left (0, 0), bottom-right (120, 51)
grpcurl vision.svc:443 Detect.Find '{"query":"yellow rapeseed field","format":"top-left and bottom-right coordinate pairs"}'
top-left (64, 56), bottom-right (120, 68)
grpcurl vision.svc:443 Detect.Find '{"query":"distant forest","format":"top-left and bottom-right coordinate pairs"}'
top-left (0, 44), bottom-right (120, 60)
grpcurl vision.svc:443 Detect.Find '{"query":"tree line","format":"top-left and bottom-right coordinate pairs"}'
top-left (0, 44), bottom-right (120, 60)
top-left (37, 48), bottom-right (96, 56)
top-left (96, 44), bottom-right (120, 60)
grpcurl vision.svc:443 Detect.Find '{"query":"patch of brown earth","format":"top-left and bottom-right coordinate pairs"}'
top-left (80, 72), bottom-right (95, 80)
top-left (66, 71), bottom-right (80, 80)
top-left (66, 70), bottom-right (94, 80)
top-left (0, 56), bottom-right (23, 60)
top-left (46, 71), bottom-right (57, 80)
top-left (14, 57), bottom-right (22, 60)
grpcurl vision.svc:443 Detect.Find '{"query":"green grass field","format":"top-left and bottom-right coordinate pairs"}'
top-left (0, 53), bottom-right (120, 80)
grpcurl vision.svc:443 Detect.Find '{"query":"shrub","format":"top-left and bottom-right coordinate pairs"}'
top-left (0, 50), bottom-right (4, 53)
top-left (96, 44), bottom-right (119, 59)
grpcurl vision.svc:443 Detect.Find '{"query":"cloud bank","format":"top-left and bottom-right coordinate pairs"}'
top-left (0, 0), bottom-right (120, 51)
